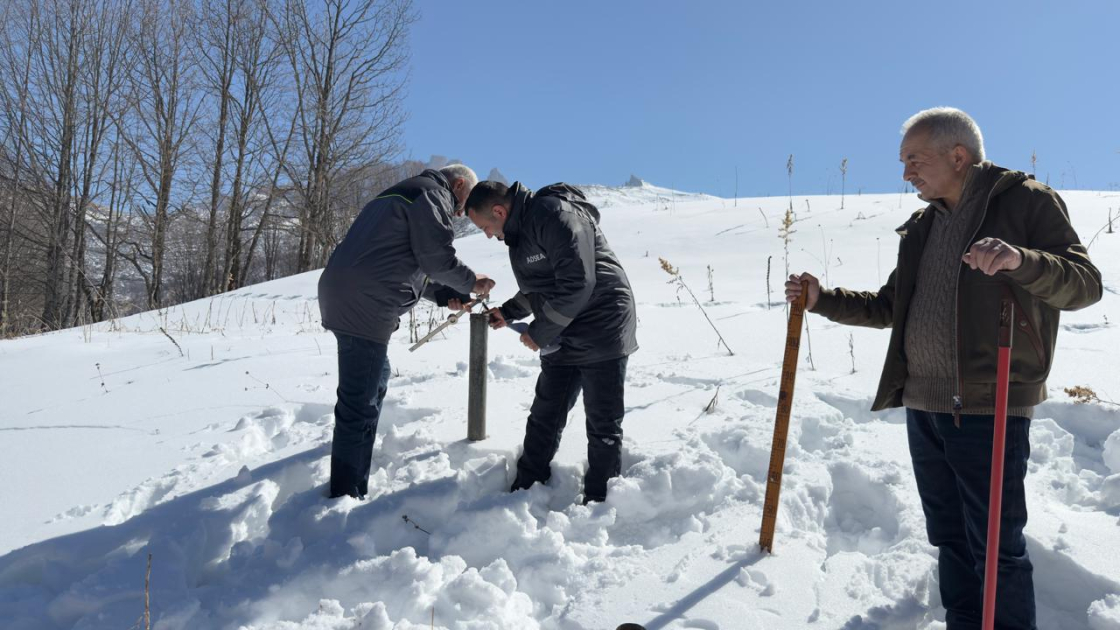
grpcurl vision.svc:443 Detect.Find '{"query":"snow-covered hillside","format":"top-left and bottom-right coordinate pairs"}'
top-left (581, 179), bottom-right (717, 210)
top-left (1, 185), bottom-right (1118, 630)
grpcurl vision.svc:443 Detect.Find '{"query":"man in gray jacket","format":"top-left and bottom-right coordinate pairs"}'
top-left (465, 180), bottom-right (637, 503)
top-left (318, 164), bottom-right (495, 499)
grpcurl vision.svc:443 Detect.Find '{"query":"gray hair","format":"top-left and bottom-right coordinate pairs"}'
top-left (901, 107), bottom-right (986, 163)
top-left (439, 163), bottom-right (478, 190)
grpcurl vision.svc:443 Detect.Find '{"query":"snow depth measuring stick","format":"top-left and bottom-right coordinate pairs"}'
top-left (759, 279), bottom-right (808, 553)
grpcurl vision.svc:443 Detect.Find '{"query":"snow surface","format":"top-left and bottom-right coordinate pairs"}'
top-left (1, 184), bottom-right (1118, 629)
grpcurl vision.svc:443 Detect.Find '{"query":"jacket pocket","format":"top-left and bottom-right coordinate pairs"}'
top-left (959, 278), bottom-right (1047, 386)
top-left (1004, 286), bottom-right (1046, 366)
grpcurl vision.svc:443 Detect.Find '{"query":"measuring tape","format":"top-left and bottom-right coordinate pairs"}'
top-left (759, 280), bottom-right (808, 553)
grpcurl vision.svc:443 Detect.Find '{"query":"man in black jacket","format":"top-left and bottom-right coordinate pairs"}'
top-left (318, 165), bottom-right (495, 499)
top-left (465, 180), bottom-right (638, 503)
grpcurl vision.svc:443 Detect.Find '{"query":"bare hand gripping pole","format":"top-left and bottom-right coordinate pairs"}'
top-left (759, 280), bottom-right (808, 553)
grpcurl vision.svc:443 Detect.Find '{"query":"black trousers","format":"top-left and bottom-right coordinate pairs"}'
top-left (512, 356), bottom-right (628, 502)
top-left (330, 332), bottom-right (391, 499)
top-left (906, 408), bottom-right (1036, 630)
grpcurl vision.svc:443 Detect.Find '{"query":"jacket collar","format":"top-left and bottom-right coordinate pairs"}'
top-left (503, 181), bottom-right (533, 247)
top-left (421, 168), bottom-right (454, 195)
top-left (896, 162), bottom-right (1028, 236)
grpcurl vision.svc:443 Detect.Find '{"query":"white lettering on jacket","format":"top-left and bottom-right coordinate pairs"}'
top-left (526, 253), bottom-right (547, 264)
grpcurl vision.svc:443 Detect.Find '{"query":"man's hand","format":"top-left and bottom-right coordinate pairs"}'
top-left (487, 307), bottom-right (508, 329)
top-left (963, 237), bottom-right (1023, 276)
top-left (473, 274), bottom-right (496, 296)
top-left (785, 272), bottom-right (821, 310)
top-left (520, 332), bottom-right (539, 351)
top-left (447, 297), bottom-right (471, 312)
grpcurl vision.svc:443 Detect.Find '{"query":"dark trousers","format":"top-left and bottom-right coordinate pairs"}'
top-left (512, 356), bottom-right (628, 502)
top-left (330, 332), bottom-right (391, 498)
top-left (906, 408), bottom-right (1036, 630)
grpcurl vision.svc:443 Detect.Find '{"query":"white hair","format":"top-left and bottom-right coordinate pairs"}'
top-left (901, 107), bottom-right (986, 163)
top-left (439, 163), bottom-right (478, 189)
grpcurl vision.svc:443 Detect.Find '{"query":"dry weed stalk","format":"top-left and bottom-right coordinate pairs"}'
top-left (659, 258), bottom-right (733, 355)
top-left (1064, 385), bottom-right (1119, 407)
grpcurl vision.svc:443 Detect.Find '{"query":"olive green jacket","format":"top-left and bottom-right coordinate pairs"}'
top-left (812, 166), bottom-right (1102, 414)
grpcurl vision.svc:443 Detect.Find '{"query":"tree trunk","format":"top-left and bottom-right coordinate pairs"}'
top-left (40, 4), bottom-right (83, 330)
top-left (202, 0), bottom-right (235, 297)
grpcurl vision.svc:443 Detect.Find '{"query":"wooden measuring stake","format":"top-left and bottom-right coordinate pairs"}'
top-left (759, 280), bottom-right (809, 553)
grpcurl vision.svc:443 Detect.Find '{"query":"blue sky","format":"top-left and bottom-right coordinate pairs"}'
top-left (403, 1), bottom-right (1120, 197)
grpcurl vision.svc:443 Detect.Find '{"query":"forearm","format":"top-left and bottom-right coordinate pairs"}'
top-left (500, 292), bottom-right (533, 321)
top-left (424, 282), bottom-right (471, 307)
top-left (1004, 245), bottom-right (1102, 311)
top-left (811, 274), bottom-right (895, 329)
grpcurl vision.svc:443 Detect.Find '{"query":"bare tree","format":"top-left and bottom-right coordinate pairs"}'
top-left (65, 0), bottom-right (132, 325)
top-left (0, 0), bottom-right (135, 331)
top-left (197, 0), bottom-right (239, 298)
top-left (83, 133), bottom-right (134, 321)
top-left (0, 0), bottom-right (421, 338)
top-left (27, 0), bottom-right (87, 330)
top-left (0, 1), bottom-right (39, 335)
top-left (272, 0), bottom-right (413, 272)
top-left (119, 0), bottom-right (203, 309)
top-left (239, 113), bottom-right (295, 287)
top-left (220, 0), bottom-right (286, 291)
top-left (242, 89), bottom-right (297, 286)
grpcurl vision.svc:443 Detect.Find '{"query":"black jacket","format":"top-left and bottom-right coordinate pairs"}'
top-left (318, 170), bottom-right (475, 343)
top-left (499, 182), bottom-right (638, 365)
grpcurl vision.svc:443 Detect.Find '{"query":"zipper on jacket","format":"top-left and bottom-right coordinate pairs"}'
top-left (954, 279), bottom-right (965, 428)
top-left (952, 179), bottom-right (1002, 428)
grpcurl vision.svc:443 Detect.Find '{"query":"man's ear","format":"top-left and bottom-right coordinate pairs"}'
top-left (492, 204), bottom-right (506, 219)
top-left (951, 145), bottom-right (971, 171)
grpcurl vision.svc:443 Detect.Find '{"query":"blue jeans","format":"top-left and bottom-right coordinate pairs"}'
top-left (512, 356), bottom-right (628, 502)
top-left (330, 332), bottom-right (391, 498)
top-left (906, 408), bottom-right (1035, 630)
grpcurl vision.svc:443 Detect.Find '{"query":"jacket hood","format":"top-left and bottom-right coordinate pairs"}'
top-left (898, 163), bottom-right (1029, 236)
top-left (503, 181), bottom-right (533, 248)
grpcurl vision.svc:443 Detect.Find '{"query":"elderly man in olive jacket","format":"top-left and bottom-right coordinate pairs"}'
top-left (466, 180), bottom-right (638, 504)
top-left (318, 164), bottom-right (495, 499)
top-left (787, 108), bottom-right (1101, 630)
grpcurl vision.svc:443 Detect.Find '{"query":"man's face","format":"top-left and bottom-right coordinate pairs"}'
top-left (468, 205), bottom-right (508, 240)
top-left (899, 130), bottom-right (968, 202)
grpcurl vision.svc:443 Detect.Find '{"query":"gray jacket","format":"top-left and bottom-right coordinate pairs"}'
top-left (318, 170), bottom-right (476, 343)
top-left (499, 182), bottom-right (638, 365)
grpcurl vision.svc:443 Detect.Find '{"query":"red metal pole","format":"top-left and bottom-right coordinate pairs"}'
top-left (982, 299), bottom-right (1015, 630)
